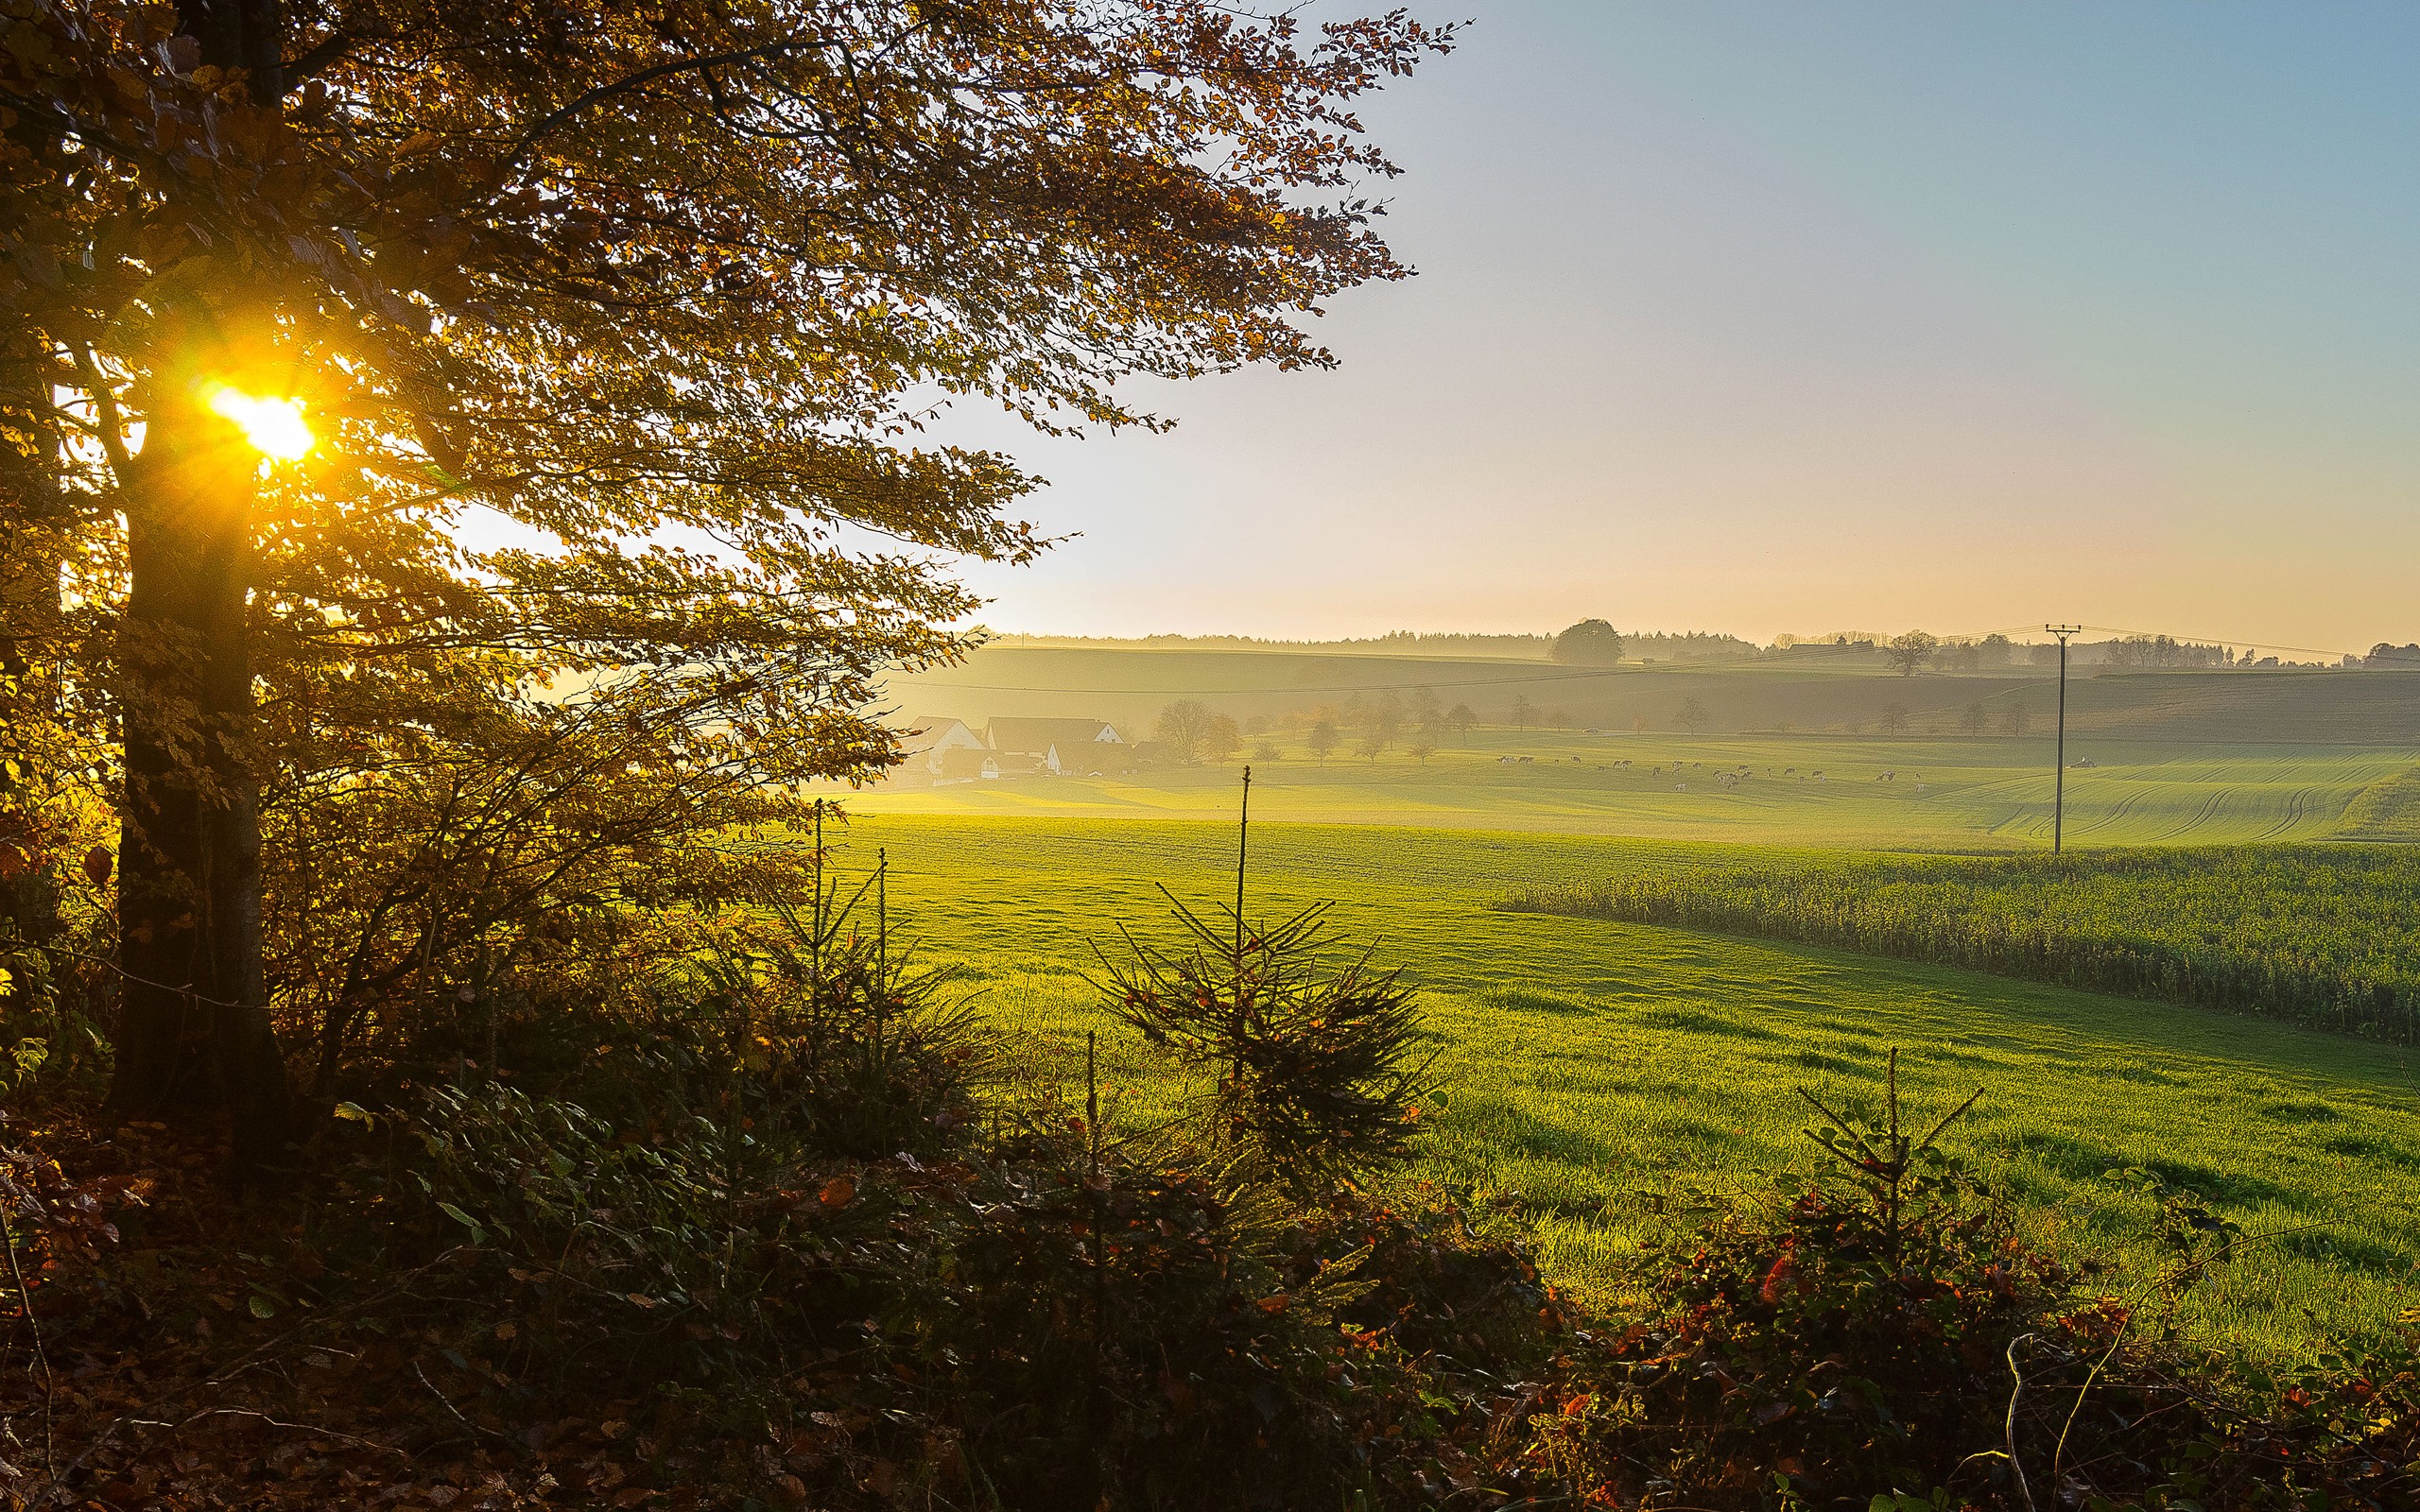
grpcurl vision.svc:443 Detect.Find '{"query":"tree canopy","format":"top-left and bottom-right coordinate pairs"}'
top-left (1551, 618), bottom-right (1624, 665)
top-left (1886, 631), bottom-right (1939, 677)
top-left (0, 0), bottom-right (1455, 1146)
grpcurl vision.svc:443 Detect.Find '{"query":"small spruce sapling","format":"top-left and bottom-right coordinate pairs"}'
top-left (1796, 1049), bottom-right (1982, 1263)
top-left (1096, 769), bottom-right (1427, 1194)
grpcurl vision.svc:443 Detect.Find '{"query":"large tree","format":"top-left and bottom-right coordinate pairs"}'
top-left (1, 0), bottom-right (1451, 1168)
top-left (1550, 617), bottom-right (1623, 666)
top-left (1886, 631), bottom-right (1938, 678)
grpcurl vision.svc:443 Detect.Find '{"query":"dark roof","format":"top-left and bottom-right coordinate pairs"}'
top-left (986, 717), bottom-right (1123, 755)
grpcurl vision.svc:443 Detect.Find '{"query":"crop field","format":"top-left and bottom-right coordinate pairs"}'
top-left (826, 814), bottom-right (2420, 1361)
top-left (847, 726), bottom-right (2415, 850)
top-left (1510, 846), bottom-right (2420, 1042)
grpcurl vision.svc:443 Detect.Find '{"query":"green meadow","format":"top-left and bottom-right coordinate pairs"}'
top-left (834, 815), bottom-right (2420, 1362)
top-left (828, 648), bottom-right (2420, 1358)
top-left (849, 725), bottom-right (2412, 849)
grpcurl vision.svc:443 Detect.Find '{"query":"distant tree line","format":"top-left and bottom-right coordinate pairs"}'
top-left (992, 626), bottom-right (2416, 672)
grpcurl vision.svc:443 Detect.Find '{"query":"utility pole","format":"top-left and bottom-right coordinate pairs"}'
top-left (2045, 626), bottom-right (2081, 853)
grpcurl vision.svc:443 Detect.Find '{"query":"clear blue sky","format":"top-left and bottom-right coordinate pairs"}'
top-left (950, 1), bottom-right (2419, 651)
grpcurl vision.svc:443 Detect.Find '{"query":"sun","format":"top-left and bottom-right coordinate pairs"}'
top-left (205, 386), bottom-right (315, 460)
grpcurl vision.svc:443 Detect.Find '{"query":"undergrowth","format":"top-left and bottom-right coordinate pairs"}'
top-left (5, 878), bottom-right (2418, 1508)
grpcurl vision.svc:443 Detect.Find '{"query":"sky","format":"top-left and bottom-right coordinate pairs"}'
top-left (925, 0), bottom-right (2420, 653)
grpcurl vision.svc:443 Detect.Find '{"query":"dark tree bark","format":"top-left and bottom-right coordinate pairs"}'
top-left (95, 0), bottom-right (298, 1177)
top-left (108, 381), bottom-right (290, 1176)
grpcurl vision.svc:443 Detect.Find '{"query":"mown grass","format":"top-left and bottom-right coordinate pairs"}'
top-left (1507, 845), bottom-right (2420, 1043)
top-left (829, 814), bottom-right (2420, 1363)
top-left (843, 729), bottom-right (2411, 849)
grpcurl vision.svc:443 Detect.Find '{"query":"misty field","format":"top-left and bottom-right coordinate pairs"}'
top-left (836, 814), bottom-right (2420, 1361)
top-left (848, 726), bottom-right (2412, 849)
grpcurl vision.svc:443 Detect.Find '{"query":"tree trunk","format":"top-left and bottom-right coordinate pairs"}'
top-left (96, 0), bottom-right (297, 1176)
top-left (107, 392), bottom-right (290, 1177)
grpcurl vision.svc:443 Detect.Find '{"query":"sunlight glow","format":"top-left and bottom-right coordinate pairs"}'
top-left (205, 387), bottom-right (314, 460)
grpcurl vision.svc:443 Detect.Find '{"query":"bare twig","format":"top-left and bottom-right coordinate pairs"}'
top-left (0, 1188), bottom-right (56, 1478)
top-left (2004, 1333), bottom-right (2038, 1512)
top-left (414, 1360), bottom-right (515, 1445)
top-left (130, 1406), bottom-right (408, 1458)
top-left (2053, 1322), bottom-right (2128, 1494)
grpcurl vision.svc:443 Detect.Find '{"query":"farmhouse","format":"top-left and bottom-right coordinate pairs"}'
top-left (933, 747), bottom-right (1001, 782)
top-left (985, 717), bottom-right (1132, 776)
top-left (892, 714), bottom-right (988, 780)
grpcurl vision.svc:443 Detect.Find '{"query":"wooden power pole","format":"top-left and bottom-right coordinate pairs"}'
top-left (2045, 626), bottom-right (2081, 853)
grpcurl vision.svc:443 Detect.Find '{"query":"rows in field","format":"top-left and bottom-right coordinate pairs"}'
top-left (2338, 766), bottom-right (2420, 841)
top-left (1507, 845), bottom-right (2420, 1042)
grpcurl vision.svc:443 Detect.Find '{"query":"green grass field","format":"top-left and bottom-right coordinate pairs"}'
top-left (830, 814), bottom-right (2420, 1361)
top-left (849, 727), bottom-right (2414, 849)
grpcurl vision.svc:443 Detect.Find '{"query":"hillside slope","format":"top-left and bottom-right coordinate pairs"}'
top-left (887, 645), bottom-right (2420, 745)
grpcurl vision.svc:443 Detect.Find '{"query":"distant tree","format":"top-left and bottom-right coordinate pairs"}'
top-left (1409, 739), bottom-right (1437, 764)
top-left (1634, 716), bottom-right (1651, 734)
top-left (1203, 714), bottom-right (1244, 764)
top-left (1675, 698), bottom-right (1711, 732)
top-left (1887, 632), bottom-right (1939, 678)
top-left (1409, 686), bottom-right (1444, 730)
top-left (1253, 739), bottom-right (1283, 763)
top-left (2029, 643), bottom-right (2063, 667)
top-left (1307, 720), bottom-right (1340, 765)
top-left (1962, 701), bottom-right (1990, 735)
top-left (1446, 703), bottom-right (1478, 742)
top-left (1880, 703), bottom-right (1911, 735)
top-left (2105, 634), bottom-right (2231, 670)
top-left (1978, 633), bottom-right (2014, 667)
top-left (1374, 687), bottom-right (1405, 731)
top-left (1551, 619), bottom-right (1625, 666)
top-left (1511, 695), bottom-right (1537, 730)
top-left (1933, 641), bottom-right (1981, 673)
top-left (1153, 699), bottom-right (1217, 764)
top-left (2000, 704), bottom-right (2031, 735)
top-left (2364, 644), bottom-right (2420, 669)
